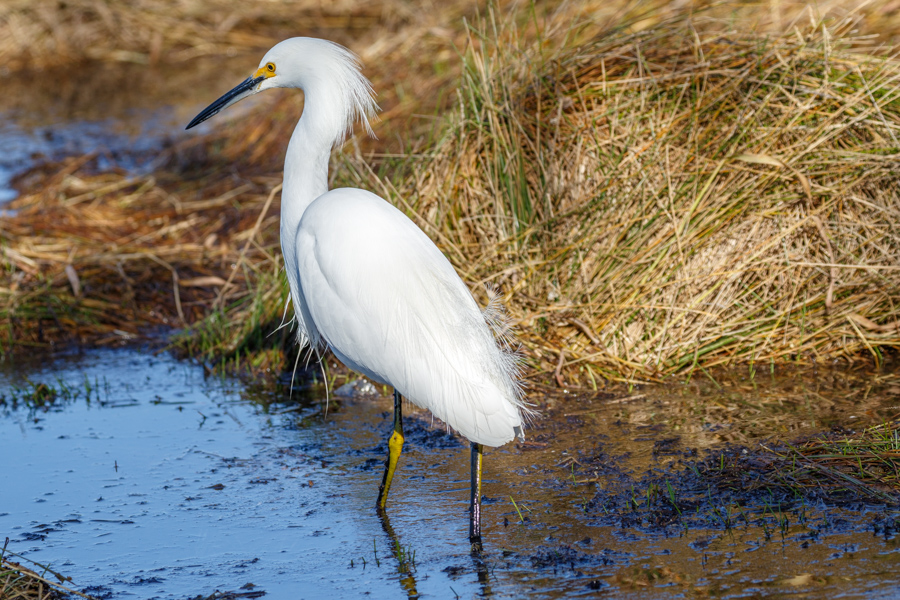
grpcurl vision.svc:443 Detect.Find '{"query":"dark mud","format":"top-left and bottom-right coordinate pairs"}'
top-left (2, 350), bottom-right (900, 598)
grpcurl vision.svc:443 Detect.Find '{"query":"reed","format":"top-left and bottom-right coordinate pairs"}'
top-left (0, 554), bottom-right (94, 600)
top-left (370, 6), bottom-right (900, 381)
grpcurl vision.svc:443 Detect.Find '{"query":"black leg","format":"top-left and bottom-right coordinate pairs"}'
top-left (469, 442), bottom-right (483, 551)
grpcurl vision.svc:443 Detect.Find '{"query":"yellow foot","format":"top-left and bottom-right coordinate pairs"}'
top-left (377, 429), bottom-right (404, 508)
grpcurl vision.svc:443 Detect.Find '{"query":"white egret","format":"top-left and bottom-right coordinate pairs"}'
top-left (186, 38), bottom-right (529, 548)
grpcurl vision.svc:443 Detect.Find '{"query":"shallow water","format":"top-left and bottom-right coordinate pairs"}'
top-left (0, 56), bottom-right (259, 205)
top-left (2, 349), bottom-right (900, 599)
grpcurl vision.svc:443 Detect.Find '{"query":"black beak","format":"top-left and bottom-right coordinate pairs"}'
top-left (186, 75), bottom-right (265, 130)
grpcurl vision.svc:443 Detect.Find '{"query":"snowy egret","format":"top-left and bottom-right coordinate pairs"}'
top-left (186, 38), bottom-right (529, 548)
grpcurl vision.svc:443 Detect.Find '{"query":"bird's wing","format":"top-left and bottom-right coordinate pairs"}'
top-left (294, 188), bottom-right (523, 446)
top-left (281, 245), bottom-right (317, 351)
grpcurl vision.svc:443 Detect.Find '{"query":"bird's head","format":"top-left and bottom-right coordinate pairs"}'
top-left (186, 37), bottom-right (377, 141)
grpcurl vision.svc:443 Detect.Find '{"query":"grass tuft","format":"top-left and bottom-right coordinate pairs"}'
top-left (365, 6), bottom-right (900, 380)
top-left (0, 550), bottom-right (96, 600)
top-left (764, 421), bottom-right (900, 504)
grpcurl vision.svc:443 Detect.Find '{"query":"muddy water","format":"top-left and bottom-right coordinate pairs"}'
top-left (2, 349), bottom-right (899, 599)
top-left (0, 55), bottom-right (260, 205)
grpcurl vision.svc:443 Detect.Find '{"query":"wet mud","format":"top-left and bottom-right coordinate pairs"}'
top-left (2, 349), bottom-right (899, 598)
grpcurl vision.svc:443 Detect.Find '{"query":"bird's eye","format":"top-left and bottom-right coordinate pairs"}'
top-left (266, 62), bottom-right (276, 73)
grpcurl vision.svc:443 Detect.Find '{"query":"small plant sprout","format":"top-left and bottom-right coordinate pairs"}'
top-left (510, 496), bottom-right (526, 523)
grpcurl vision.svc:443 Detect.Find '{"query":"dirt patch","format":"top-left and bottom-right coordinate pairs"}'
top-left (509, 374), bottom-right (900, 553)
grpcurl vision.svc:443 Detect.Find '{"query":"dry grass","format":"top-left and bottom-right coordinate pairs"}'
top-left (1, 1), bottom-right (900, 382)
top-left (367, 6), bottom-right (900, 382)
top-left (0, 0), bottom-right (396, 71)
top-left (0, 0), bottom-right (671, 364)
top-left (694, 420), bottom-right (900, 505)
top-left (0, 0), bottom-right (486, 366)
top-left (1, 154), bottom-right (276, 338)
top-left (0, 555), bottom-right (95, 600)
top-left (767, 420), bottom-right (900, 503)
top-left (4, 0), bottom-right (900, 74)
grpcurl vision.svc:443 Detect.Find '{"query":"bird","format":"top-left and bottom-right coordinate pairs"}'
top-left (186, 37), bottom-right (530, 549)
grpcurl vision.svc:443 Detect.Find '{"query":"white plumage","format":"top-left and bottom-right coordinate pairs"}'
top-left (297, 188), bottom-right (524, 445)
top-left (187, 38), bottom-right (530, 540)
top-left (233, 37), bottom-right (528, 447)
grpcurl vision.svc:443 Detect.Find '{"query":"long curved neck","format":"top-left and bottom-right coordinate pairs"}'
top-left (280, 90), bottom-right (339, 322)
top-left (281, 114), bottom-right (330, 238)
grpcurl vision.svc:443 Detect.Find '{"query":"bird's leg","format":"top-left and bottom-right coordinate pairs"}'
top-left (469, 442), bottom-right (484, 552)
top-left (377, 389), bottom-right (405, 509)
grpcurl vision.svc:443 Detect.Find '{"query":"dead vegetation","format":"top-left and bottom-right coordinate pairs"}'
top-left (0, 0), bottom-right (401, 71)
top-left (377, 7), bottom-right (900, 382)
top-left (0, 553), bottom-right (95, 600)
top-left (0, 0), bottom-right (487, 367)
top-left (3, 0), bottom-right (900, 74)
top-left (763, 420), bottom-right (900, 504)
top-left (1, 1), bottom-right (899, 382)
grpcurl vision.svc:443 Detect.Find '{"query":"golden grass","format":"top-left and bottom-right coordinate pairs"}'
top-left (4, 0), bottom-right (900, 73)
top-left (363, 6), bottom-right (900, 382)
top-left (0, 0), bottom-right (667, 362)
top-left (0, 0), bottom-right (486, 363)
top-left (0, 0), bottom-right (389, 70)
top-left (0, 555), bottom-right (95, 600)
top-left (1, 1), bottom-right (899, 382)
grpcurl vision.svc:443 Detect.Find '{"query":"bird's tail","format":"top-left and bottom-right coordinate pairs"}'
top-left (481, 285), bottom-right (537, 428)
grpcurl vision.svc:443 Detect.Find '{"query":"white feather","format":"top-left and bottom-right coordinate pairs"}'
top-left (256, 37), bottom-right (529, 446)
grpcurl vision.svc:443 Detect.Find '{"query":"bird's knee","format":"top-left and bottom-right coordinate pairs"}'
top-left (388, 430), bottom-right (405, 455)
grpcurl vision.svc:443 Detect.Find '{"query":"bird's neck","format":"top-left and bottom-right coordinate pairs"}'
top-left (279, 97), bottom-right (336, 306)
top-left (282, 116), bottom-right (330, 224)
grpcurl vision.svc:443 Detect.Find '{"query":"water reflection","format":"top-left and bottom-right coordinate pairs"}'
top-left (377, 510), bottom-right (419, 598)
top-left (1, 348), bottom-right (898, 598)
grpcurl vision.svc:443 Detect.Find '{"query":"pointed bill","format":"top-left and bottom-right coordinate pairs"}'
top-left (185, 75), bottom-right (265, 130)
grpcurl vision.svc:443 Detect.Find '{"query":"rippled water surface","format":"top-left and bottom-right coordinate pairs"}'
top-left (2, 349), bottom-right (900, 599)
